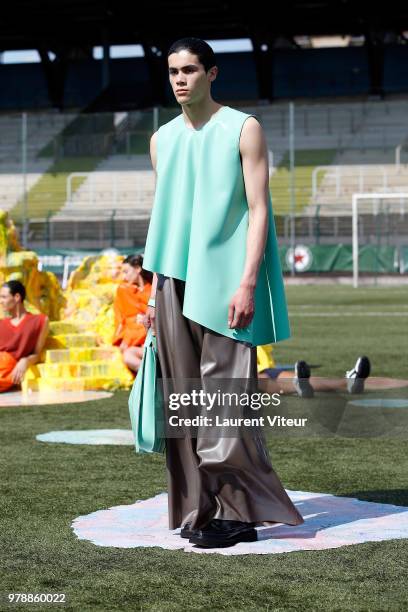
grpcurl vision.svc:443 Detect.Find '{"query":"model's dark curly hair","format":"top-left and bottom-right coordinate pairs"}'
top-left (167, 37), bottom-right (216, 72)
top-left (123, 254), bottom-right (153, 283)
top-left (3, 280), bottom-right (26, 301)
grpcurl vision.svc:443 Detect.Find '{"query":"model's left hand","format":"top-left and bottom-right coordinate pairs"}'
top-left (228, 286), bottom-right (255, 329)
top-left (11, 357), bottom-right (28, 385)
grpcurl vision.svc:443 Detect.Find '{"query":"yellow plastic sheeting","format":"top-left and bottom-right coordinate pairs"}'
top-left (45, 347), bottom-right (119, 364)
top-left (48, 321), bottom-right (80, 335)
top-left (67, 253), bottom-right (123, 291)
top-left (63, 253), bottom-right (127, 346)
top-left (257, 344), bottom-right (276, 373)
top-left (65, 254), bottom-right (123, 342)
top-left (65, 286), bottom-right (119, 344)
top-left (1, 252), bottom-right (64, 320)
top-left (36, 277), bottom-right (134, 390)
top-left (0, 210), bottom-right (64, 320)
top-left (38, 360), bottom-right (129, 379)
top-left (46, 334), bottom-right (98, 349)
top-left (1, 222), bottom-right (133, 392)
top-left (0, 210), bottom-right (22, 258)
top-left (24, 375), bottom-right (132, 393)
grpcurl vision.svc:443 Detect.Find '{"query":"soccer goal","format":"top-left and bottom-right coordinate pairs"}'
top-left (352, 192), bottom-right (408, 288)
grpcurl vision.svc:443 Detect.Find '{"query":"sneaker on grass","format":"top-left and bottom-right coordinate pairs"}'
top-left (293, 360), bottom-right (314, 398)
top-left (346, 356), bottom-right (371, 394)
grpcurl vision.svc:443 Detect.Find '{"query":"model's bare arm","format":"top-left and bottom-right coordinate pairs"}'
top-left (240, 117), bottom-right (269, 286)
top-left (144, 131), bottom-right (159, 334)
top-left (150, 131), bottom-right (158, 177)
top-left (228, 117), bottom-right (269, 329)
top-left (149, 131), bottom-right (159, 299)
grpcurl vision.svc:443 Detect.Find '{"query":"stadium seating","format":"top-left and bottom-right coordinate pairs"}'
top-left (54, 99), bottom-right (408, 220)
top-left (53, 155), bottom-right (155, 220)
top-left (0, 112), bottom-right (74, 213)
top-left (309, 147), bottom-right (408, 215)
top-left (2, 98), bottom-right (408, 225)
top-left (243, 100), bottom-right (408, 215)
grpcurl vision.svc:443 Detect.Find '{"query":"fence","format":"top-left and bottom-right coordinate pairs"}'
top-left (13, 207), bottom-right (408, 251)
top-left (33, 244), bottom-right (408, 281)
top-left (312, 165), bottom-right (408, 199)
top-left (2, 99), bottom-right (408, 260)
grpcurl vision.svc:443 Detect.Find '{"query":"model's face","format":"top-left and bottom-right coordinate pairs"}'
top-left (122, 263), bottom-right (141, 284)
top-left (168, 50), bottom-right (217, 106)
top-left (0, 286), bottom-right (18, 314)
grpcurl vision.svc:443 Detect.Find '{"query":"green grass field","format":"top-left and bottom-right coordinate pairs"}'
top-left (1, 285), bottom-right (407, 611)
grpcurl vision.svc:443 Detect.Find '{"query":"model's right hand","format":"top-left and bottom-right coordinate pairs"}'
top-left (143, 306), bottom-right (156, 336)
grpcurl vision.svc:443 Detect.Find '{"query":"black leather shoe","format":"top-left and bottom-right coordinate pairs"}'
top-left (180, 522), bottom-right (197, 539)
top-left (189, 519), bottom-right (257, 548)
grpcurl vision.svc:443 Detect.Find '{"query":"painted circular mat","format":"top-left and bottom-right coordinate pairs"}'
top-left (72, 490), bottom-right (408, 556)
top-left (365, 377), bottom-right (408, 390)
top-left (349, 398), bottom-right (408, 409)
top-left (0, 391), bottom-right (113, 407)
top-left (36, 429), bottom-right (134, 445)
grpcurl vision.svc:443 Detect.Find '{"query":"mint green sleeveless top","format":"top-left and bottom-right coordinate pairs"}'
top-left (143, 105), bottom-right (290, 346)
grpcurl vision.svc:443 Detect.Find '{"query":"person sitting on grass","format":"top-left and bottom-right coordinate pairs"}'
top-left (259, 352), bottom-right (371, 398)
top-left (112, 254), bottom-right (152, 373)
top-left (0, 280), bottom-right (49, 392)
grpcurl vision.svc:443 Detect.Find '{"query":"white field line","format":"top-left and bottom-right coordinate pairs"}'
top-left (289, 304), bottom-right (408, 309)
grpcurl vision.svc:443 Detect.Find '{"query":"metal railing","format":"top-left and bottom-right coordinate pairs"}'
top-left (312, 164), bottom-right (408, 199)
top-left (2, 100), bottom-right (408, 251)
top-left (12, 207), bottom-right (407, 252)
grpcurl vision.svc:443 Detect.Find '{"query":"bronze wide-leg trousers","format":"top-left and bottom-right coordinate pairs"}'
top-left (155, 274), bottom-right (304, 530)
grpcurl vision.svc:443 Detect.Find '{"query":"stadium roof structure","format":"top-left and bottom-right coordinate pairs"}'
top-left (2, 0), bottom-right (408, 49)
top-left (1, 0), bottom-right (408, 108)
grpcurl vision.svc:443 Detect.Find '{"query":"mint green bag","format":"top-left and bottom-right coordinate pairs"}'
top-left (128, 328), bottom-right (165, 454)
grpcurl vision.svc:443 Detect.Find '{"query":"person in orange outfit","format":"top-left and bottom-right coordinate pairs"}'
top-left (113, 254), bottom-right (152, 373)
top-left (0, 280), bottom-right (49, 392)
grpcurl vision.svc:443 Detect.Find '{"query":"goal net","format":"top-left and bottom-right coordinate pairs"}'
top-left (352, 192), bottom-right (408, 288)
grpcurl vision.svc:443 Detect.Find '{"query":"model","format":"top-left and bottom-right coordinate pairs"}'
top-left (142, 37), bottom-right (304, 548)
